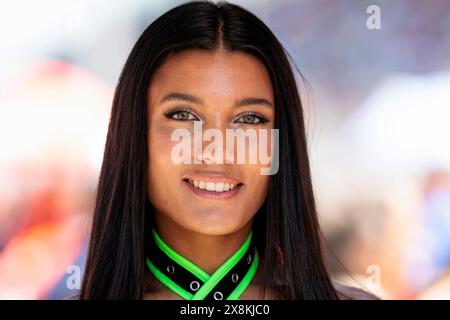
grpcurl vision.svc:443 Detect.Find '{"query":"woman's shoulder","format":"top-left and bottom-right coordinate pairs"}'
top-left (333, 282), bottom-right (380, 300)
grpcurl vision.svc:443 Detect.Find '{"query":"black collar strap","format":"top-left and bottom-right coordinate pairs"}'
top-left (146, 227), bottom-right (259, 300)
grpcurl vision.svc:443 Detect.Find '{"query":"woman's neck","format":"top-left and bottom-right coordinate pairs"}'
top-left (152, 212), bottom-right (253, 274)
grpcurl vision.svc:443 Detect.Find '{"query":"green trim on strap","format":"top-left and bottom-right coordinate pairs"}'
top-left (191, 230), bottom-right (253, 300)
top-left (148, 227), bottom-right (257, 300)
top-left (146, 257), bottom-right (193, 300)
top-left (152, 228), bottom-right (210, 282)
top-left (227, 247), bottom-right (259, 300)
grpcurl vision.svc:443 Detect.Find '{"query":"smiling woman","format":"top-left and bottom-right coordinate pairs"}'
top-left (79, 0), bottom-right (378, 300)
top-left (147, 48), bottom-right (275, 242)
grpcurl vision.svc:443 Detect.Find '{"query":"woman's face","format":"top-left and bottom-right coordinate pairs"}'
top-left (147, 49), bottom-right (274, 235)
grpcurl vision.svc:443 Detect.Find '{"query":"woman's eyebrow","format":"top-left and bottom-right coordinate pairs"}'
top-left (234, 97), bottom-right (273, 109)
top-left (159, 92), bottom-right (205, 105)
top-left (159, 91), bottom-right (273, 109)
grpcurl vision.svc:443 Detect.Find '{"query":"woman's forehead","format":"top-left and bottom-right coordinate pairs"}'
top-left (148, 49), bottom-right (274, 105)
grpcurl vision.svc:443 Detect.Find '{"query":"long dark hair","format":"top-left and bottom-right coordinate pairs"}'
top-left (80, 0), bottom-right (339, 299)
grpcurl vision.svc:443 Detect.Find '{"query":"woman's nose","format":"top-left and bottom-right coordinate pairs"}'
top-left (193, 121), bottom-right (234, 165)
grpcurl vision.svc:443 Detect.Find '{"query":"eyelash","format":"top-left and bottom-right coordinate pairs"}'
top-left (163, 108), bottom-right (269, 124)
top-left (164, 108), bottom-right (200, 121)
top-left (234, 112), bottom-right (268, 124)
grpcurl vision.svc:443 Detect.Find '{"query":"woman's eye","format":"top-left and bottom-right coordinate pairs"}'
top-left (235, 114), bottom-right (267, 124)
top-left (166, 110), bottom-right (199, 121)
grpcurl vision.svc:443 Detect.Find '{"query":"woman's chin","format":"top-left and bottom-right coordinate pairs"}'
top-left (181, 212), bottom-right (244, 235)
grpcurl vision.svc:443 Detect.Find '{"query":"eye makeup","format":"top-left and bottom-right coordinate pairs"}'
top-left (163, 106), bottom-right (270, 125)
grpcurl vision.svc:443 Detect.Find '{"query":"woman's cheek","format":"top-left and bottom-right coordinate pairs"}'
top-left (249, 165), bottom-right (270, 199)
top-left (148, 123), bottom-right (179, 197)
top-left (148, 124), bottom-right (180, 210)
top-left (150, 123), bottom-right (182, 159)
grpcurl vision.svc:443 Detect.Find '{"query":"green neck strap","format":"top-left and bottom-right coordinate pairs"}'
top-left (146, 227), bottom-right (259, 300)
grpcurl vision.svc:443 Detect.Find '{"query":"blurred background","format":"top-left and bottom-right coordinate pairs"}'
top-left (1, 0), bottom-right (449, 299)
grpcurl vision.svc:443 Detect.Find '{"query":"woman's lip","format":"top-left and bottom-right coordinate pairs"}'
top-left (182, 179), bottom-right (243, 200)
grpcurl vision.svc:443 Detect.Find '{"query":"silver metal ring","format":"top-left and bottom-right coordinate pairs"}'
top-left (213, 291), bottom-right (223, 300)
top-left (190, 281), bottom-right (200, 291)
top-left (231, 273), bottom-right (239, 283)
top-left (166, 265), bottom-right (175, 274)
top-left (247, 254), bottom-right (252, 264)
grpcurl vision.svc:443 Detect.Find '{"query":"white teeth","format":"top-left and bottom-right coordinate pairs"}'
top-left (216, 182), bottom-right (224, 192)
top-left (186, 180), bottom-right (239, 192)
top-left (206, 182), bottom-right (214, 191)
